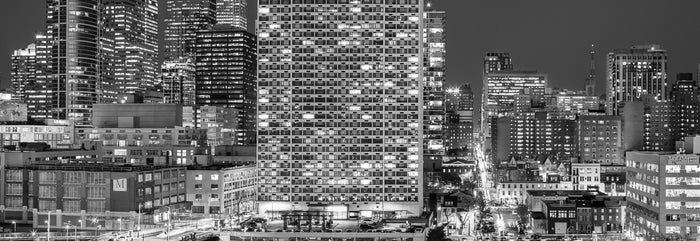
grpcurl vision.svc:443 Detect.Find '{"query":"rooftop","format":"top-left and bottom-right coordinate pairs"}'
top-left (11, 164), bottom-right (184, 172)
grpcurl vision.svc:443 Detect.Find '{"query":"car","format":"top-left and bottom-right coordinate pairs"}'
top-left (333, 229), bottom-right (343, 233)
top-left (275, 229), bottom-right (284, 232)
top-left (345, 229), bottom-right (354, 233)
top-left (512, 210), bottom-right (518, 215)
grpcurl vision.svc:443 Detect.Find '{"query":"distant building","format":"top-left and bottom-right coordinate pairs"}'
top-left (0, 122), bottom-right (74, 150)
top-left (498, 181), bottom-right (573, 205)
top-left (578, 115), bottom-right (623, 164)
top-left (195, 26), bottom-right (257, 145)
top-left (10, 43), bottom-right (35, 102)
top-left (570, 163), bottom-right (600, 191)
top-left (484, 70), bottom-right (547, 138)
top-left (92, 104), bottom-right (184, 129)
top-left (163, 0), bottom-right (216, 61)
top-left (606, 44), bottom-right (668, 115)
top-left (444, 85), bottom-right (474, 159)
top-left (36, 0), bottom-right (111, 125)
top-left (186, 164), bottom-right (256, 216)
top-left (161, 58), bottom-right (196, 105)
top-left (196, 106), bottom-right (239, 148)
top-left (74, 126), bottom-right (207, 166)
top-left (103, 0), bottom-right (159, 96)
top-left (481, 52), bottom-right (514, 138)
top-left (541, 196), bottom-right (624, 235)
top-left (423, 10), bottom-right (447, 172)
top-left (216, 0), bottom-right (247, 30)
top-left (509, 111), bottom-right (577, 160)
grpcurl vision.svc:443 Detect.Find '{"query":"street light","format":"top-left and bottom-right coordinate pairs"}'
top-left (11, 221), bottom-right (16, 233)
top-left (76, 220), bottom-right (82, 241)
top-left (118, 218), bottom-right (122, 232)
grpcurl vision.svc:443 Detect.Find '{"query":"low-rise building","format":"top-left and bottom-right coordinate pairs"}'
top-left (186, 164), bottom-right (257, 216)
top-left (74, 127), bottom-right (208, 166)
top-left (0, 165), bottom-right (187, 230)
top-left (571, 162), bottom-right (601, 191)
top-left (498, 181), bottom-right (573, 205)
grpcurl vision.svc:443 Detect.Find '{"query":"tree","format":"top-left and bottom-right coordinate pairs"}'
top-left (515, 204), bottom-right (529, 233)
top-left (478, 220), bottom-right (496, 235)
top-left (427, 226), bottom-right (448, 241)
top-left (439, 172), bottom-right (462, 187)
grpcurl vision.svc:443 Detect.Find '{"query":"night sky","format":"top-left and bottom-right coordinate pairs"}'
top-left (1, 0), bottom-right (700, 105)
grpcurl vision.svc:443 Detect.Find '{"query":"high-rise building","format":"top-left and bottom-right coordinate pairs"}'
top-left (103, 0), bottom-right (159, 95)
top-left (585, 44), bottom-right (596, 96)
top-left (216, 0), bottom-right (247, 30)
top-left (606, 44), bottom-right (668, 115)
top-left (26, 32), bottom-right (52, 120)
top-left (195, 25), bottom-right (256, 145)
top-left (41, 0), bottom-right (107, 126)
top-left (671, 73), bottom-right (700, 139)
top-left (423, 9), bottom-right (446, 172)
top-left (257, 0), bottom-right (425, 217)
top-left (163, 0), bottom-right (216, 61)
top-left (10, 43), bottom-right (36, 102)
top-left (625, 138), bottom-right (700, 240)
top-left (161, 57), bottom-right (196, 105)
top-left (445, 85), bottom-right (474, 158)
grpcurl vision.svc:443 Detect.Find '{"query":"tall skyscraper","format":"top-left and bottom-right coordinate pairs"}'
top-left (195, 25), bottom-right (257, 145)
top-left (163, 0), bottom-right (216, 61)
top-left (423, 9), bottom-right (446, 172)
top-left (445, 84), bottom-right (474, 157)
top-left (26, 32), bottom-right (52, 120)
top-left (481, 52), bottom-right (513, 138)
top-left (161, 57), bottom-right (196, 105)
top-left (585, 44), bottom-right (596, 96)
top-left (10, 43), bottom-right (36, 102)
top-left (257, 0), bottom-right (425, 217)
top-left (216, 0), bottom-right (247, 30)
top-left (606, 44), bottom-right (668, 115)
top-left (41, 0), bottom-right (106, 125)
top-left (103, 0), bottom-right (159, 95)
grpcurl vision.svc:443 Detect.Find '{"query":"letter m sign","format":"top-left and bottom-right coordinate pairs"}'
top-left (113, 178), bottom-right (127, 192)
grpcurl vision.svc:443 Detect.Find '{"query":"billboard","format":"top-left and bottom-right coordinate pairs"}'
top-left (0, 102), bottom-right (27, 122)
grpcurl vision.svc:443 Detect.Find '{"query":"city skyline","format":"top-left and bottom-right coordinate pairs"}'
top-left (2, 0), bottom-right (700, 101)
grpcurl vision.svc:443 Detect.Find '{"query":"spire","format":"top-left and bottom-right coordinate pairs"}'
top-left (585, 44), bottom-right (596, 96)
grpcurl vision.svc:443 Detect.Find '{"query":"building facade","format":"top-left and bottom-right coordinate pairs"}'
top-left (606, 44), bottom-right (668, 115)
top-left (256, 0), bottom-right (425, 218)
top-left (186, 165), bottom-right (256, 216)
top-left (484, 70), bottom-right (547, 141)
top-left (481, 52), bottom-right (513, 138)
top-left (10, 43), bottom-right (36, 102)
top-left (163, 0), bottom-right (216, 61)
top-left (43, 0), bottom-right (107, 126)
top-left (161, 57), bottom-right (196, 105)
top-left (103, 0), bottom-right (159, 95)
top-left (578, 115), bottom-right (623, 164)
top-left (216, 0), bottom-right (247, 30)
top-left (444, 85), bottom-right (474, 158)
top-left (1, 165), bottom-right (187, 229)
top-left (626, 150), bottom-right (700, 240)
top-left (195, 26), bottom-right (257, 145)
top-left (422, 9), bottom-right (446, 172)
